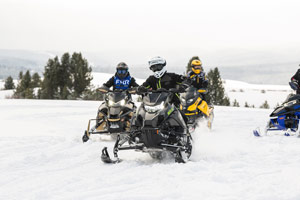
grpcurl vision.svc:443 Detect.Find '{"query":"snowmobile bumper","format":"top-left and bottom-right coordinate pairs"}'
top-left (100, 132), bottom-right (191, 164)
top-left (82, 119), bottom-right (130, 142)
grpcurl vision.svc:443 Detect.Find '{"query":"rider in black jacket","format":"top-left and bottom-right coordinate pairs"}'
top-left (291, 67), bottom-right (300, 94)
top-left (139, 56), bottom-right (187, 107)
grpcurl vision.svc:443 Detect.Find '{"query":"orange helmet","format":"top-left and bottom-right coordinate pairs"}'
top-left (191, 59), bottom-right (203, 74)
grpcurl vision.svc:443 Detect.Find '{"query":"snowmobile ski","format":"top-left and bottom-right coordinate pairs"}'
top-left (101, 147), bottom-right (121, 164)
top-left (253, 128), bottom-right (262, 137)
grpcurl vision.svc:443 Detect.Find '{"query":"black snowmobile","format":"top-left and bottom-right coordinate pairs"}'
top-left (82, 89), bottom-right (135, 142)
top-left (101, 88), bottom-right (192, 163)
top-left (180, 87), bottom-right (214, 132)
top-left (253, 81), bottom-right (300, 137)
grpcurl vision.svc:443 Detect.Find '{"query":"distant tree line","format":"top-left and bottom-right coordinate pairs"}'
top-left (2, 54), bottom-right (273, 108)
top-left (11, 52), bottom-right (98, 100)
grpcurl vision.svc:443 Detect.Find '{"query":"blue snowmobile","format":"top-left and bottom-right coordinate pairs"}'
top-left (253, 81), bottom-right (300, 137)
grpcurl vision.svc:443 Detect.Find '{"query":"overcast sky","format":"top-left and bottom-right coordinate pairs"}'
top-left (0, 0), bottom-right (300, 66)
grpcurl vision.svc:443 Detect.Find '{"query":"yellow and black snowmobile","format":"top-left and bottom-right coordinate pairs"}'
top-left (82, 89), bottom-right (136, 142)
top-left (180, 87), bottom-right (214, 132)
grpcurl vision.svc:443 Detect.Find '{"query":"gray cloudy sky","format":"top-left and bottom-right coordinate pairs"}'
top-left (0, 0), bottom-right (300, 66)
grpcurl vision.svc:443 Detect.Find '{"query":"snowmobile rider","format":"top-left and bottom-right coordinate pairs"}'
top-left (291, 66), bottom-right (300, 94)
top-left (186, 59), bottom-right (210, 117)
top-left (98, 62), bottom-right (139, 92)
top-left (187, 59), bottom-right (208, 99)
top-left (137, 56), bottom-right (188, 106)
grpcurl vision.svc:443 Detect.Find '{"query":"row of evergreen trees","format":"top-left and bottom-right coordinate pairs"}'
top-left (12, 52), bottom-right (93, 99)
top-left (40, 52), bottom-right (92, 99)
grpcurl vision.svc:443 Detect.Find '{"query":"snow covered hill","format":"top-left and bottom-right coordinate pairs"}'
top-left (1, 99), bottom-right (300, 200)
top-left (225, 80), bottom-right (292, 108)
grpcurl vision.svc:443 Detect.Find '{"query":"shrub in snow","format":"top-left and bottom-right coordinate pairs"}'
top-left (244, 102), bottom-right (250, 107)
top-left (260, 100), bottom-right (270, 109)
top-left (233, 99), bottom-right (240, 107)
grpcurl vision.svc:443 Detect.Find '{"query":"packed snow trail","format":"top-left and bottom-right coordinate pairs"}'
top-left (0, 99), bottom-right (300, 200)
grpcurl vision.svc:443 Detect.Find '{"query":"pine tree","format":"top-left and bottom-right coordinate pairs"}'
top-left (24, 88), bottom-right (34, 99)
top-left (233, 99), bottom-right (240, 107)
top-left (260, 100), bottom-right (270, 109)
top-left (207, 67), bottom-right (230, 106)
top-left (4, 76), bottom-right (15, 90)
top-left (57, 53), bottom-right (71, 99)
top-left (222, 97), bottom-right (231, 106)
top-left (70, 52), bottom-right (92, 98)
top-left (244, 102), bottom-right (250, 107)
top-left (31, 72), bottom-right (41, 88)
top-left (40, 57), bottom-right (60, 99)
top-left (14, 70), bottom-right (34, 98)
top-left (18, 71), bottom-right (23, 80)
top-left (23, 70), bottom-right (31, 89)
top-left (186, 56), bottom-right (200, 74)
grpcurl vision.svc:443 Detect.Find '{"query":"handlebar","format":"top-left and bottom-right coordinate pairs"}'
top-left (98, 87), bottom-right (187, 94)
top-left (98, 88), bottom-right (133, 94)
top-left (137, 87), bottom-right (184, 94)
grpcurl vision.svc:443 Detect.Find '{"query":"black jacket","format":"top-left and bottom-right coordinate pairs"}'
top-left (142, 72), bottom-right (185, 90)
top-left (187, 71), bottom-right (208, 89)
top-left (291, 69), bottom-right (300, 83)
top-left (142, 72), bottom-right (185, 106)
top-left (103, 73), bottom-right (139, 90)
top-left (291, 69), bottom-right (300, 94)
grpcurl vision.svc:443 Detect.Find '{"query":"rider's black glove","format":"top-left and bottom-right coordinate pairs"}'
top-left (137, 86), bottom-right (148, 94)
top-left (98, 86), bottom-right (109, 93)
top-left (178, 83), bottom-right (189, 93)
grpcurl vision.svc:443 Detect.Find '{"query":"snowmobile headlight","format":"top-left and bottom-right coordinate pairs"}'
top-left (187, 99), bottom-right (194, 104)
top-left (119, 99), bottom-right (126, 106)
top-left (108, 100), bottom-right (115, 106)
top-left (144, 102), bottom-right (164, 113)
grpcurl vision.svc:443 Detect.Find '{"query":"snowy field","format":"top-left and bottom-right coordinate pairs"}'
top-left (1, 99), bottom-right (300, 200)
top-left (225, 80), bottom-right (293, 108)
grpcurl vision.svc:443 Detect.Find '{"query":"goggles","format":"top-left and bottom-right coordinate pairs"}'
top-left (192, 65), bottom-right (202, 69)
top-left (117, 69), bottom-right (128, 74)
top-left (150, 64), bottom-right (164, 72)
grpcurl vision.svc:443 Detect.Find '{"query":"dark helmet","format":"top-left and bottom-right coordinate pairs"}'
top-left (116, 62), bottom-right (129, 79)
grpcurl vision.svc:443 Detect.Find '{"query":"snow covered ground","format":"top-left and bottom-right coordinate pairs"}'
top-left (1, 99), bottom-right (300, 200)
top-left (225, 80), bottom-right (293, 108)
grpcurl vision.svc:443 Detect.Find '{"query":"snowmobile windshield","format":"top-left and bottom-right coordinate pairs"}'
top-left (283, 94), bottom-right (300, 104)
top-left (107, 91), bottom-right (127, 107)
top-left (143, 92), bottom-right (169, 106)
top-left (181, 87), bottom-right (198, 101)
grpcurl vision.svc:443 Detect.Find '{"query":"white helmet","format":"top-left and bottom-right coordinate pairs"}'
top-left (148, 56), bottom-right (167, 78)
